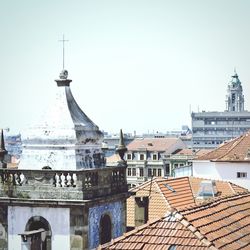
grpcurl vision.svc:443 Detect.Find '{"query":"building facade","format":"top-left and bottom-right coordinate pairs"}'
top-left (192, 71), bottom-right (250, 149)
top-left (192, 130), bottom-right (250, 190)
top-left (125, 138), bottom-right (186, 188)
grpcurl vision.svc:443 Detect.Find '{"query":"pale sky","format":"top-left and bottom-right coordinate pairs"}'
top-left (1, 0), bottom-right (250, 135)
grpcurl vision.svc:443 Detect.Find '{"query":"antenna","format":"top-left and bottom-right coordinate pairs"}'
top-left (59, 34), bottom-right (69, 69)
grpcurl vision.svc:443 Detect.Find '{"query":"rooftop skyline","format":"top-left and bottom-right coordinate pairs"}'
top-left (1, 0), bottom-right (250, 134)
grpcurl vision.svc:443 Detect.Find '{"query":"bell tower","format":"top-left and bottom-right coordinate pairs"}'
top-left (226, 70), bottom-right (244, 112)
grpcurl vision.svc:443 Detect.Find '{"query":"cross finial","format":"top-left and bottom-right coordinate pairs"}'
top-left (59, 34), bottom-right (69, 70)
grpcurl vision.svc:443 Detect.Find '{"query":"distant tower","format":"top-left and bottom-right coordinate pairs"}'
top-left (226, 70), bottom-right (244, 112)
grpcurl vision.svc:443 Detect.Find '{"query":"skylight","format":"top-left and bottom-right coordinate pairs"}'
top-left (164, 183), bottom-right (176, 193)
top-left (197, 180), bottom-right (217, 198)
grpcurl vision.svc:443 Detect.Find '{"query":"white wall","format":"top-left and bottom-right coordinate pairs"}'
top-left (8, 206), bottom-right (70, 250)
top-left (193, 160), bottom-right (250, 190)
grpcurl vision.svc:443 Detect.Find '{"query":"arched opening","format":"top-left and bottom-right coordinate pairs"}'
top-left (99, 214), bottom-right (112, 245)
top-left (21, 216), bottom-right (51, 250)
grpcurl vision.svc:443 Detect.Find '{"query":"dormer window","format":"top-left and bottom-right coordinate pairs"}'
top-left (152, 153), bottom-right (158, 160)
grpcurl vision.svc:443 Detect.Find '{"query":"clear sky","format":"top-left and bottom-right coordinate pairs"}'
top-left (1, 0), bottom-right (250, 135)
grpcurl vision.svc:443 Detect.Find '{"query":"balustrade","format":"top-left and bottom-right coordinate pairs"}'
top-left (0, 167), bottom-right (127, 199)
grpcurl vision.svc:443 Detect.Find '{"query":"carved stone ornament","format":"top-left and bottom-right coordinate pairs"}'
top-left (59, 69), bottom-right (68, 79)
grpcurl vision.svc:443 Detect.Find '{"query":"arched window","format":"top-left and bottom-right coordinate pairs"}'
top-left (99, 214), bottom-right (112, 245)
top-left (23, 216), bottom-right (52, 250)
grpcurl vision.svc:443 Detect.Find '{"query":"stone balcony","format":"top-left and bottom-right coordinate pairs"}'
top-left (0, 167), bottom-right (127, 201)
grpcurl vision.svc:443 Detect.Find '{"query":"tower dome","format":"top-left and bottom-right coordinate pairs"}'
top-left (19, 70), bottom-right (105, 170)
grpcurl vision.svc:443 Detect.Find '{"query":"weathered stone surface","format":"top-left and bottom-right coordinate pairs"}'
top-left (19, 74), bottom-right (105, 170)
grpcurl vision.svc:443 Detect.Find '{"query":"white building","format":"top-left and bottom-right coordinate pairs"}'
top-left (192, 71), bottom-right (250, 149)
top-left (125, 137), bottom-right (186, 187)
top-left (192, 130), bottom-right (250, 190)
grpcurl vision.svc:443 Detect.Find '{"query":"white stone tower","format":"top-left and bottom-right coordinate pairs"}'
top-left (226, 71), bottom-right (245, 112)
top-left (19, 70), bottom-right (105, 170)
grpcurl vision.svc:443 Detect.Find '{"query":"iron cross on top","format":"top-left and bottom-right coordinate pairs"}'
top-left (59, 34), bottom-right (69, 70)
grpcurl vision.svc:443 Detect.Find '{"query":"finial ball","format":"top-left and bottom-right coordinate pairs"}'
top-left (59, 69), bottom-right (68, 79)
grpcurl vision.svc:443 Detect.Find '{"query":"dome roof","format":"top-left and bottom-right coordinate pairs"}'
top-left (229, 72), bottom-right (242, 89)
top-left (19, 71), bottom-right (105, 170)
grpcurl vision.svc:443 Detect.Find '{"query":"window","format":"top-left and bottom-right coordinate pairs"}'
top-left (152, 153), bottom-right (158, 160)
top-left (127, 168), bottom-right (131, 176)
top-left (100, 214), bottom-right (112, 245)
top-left (148, 168), bottom-right (152, 177)
top-left (139, 168), bottom-right (144, 177)
top-left (139, 154), bottom-right (145, 160)
top-left (174, 163), bottom-right (178, 168)
top-left (153, 169), bottom-right (157, 177)
top-left (158, 169), bottom-right (162, 177)
top-left (165, 164), bottom-right (170, 176)
top-left (134, 197), bottom-right (149, 227)
top-left (127, 153), bottom-right (132, 160)
top-left (232, 93), bottom-right (235, 103)
top-left (237, 172), bottom-right (247, 178)
top-left (132, 168), bottom-right (136, 176)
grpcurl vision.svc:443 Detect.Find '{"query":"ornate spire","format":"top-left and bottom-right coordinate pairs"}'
top-left (116, 129), bottom-right (127, 161)
top-left (0, 129), bottom-right (7, 168)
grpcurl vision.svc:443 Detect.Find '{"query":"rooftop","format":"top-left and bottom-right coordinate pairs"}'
top-left (127, 138), bottom-right (181, 152)
top-left (101, 192), bottom-right (250, 250)
top-left (196, 130), bottom-right (250, 162)
top-left (127, 176), bottom-right (247, 228)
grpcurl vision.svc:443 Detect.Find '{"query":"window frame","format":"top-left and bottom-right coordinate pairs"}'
top-left (237, 172), bottom-right (247, 178)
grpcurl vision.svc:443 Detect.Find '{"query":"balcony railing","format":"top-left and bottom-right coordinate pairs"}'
top-left (0, 167), bottom-right (127, 200)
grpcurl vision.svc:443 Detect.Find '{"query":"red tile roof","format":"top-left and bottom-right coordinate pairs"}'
top-left (101, 216), bottom-right (210, 249)
top-left (127, 177), bottom-right (247, 228)
top-left (173, 149), bottom-right (211, 157)
top-left (106, 153), bottom-right (121, 163)
top-left (179, 192), bottom-right (250, 249)
top-left (127, 138), bottom-right (180, 152)
top-left (156, 177), bottom-right (196, 209)
top-left (189, 177), bottom-right (248, 198)
top-left (101, 192), bottom-right (250, 250)
top-left (196, 131), bottom-right (250, 162)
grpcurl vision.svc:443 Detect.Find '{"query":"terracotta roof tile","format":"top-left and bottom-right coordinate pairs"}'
top-left (101, 214), bottom-right (209, 249)
top-left (189, 177), bottom-right (247, 201)
top-left (127, 138), bottom-right (180, 152)
top-left (179, 192), bottom-right (250, 249)
top-left (103, 193), bottom-right (250, 250)
top-left (196, 130), bottom-right (250, 162)
top-left (173, 149), bottom-right (212, 157)
top-left (156, 177), bottom-right (196, 209)
top-left (127, 177), bottom-right (247, 228)
top-left (106, 153), bottom-right (121, 163)
top-left (127, 177), bottom-right (196, 227)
